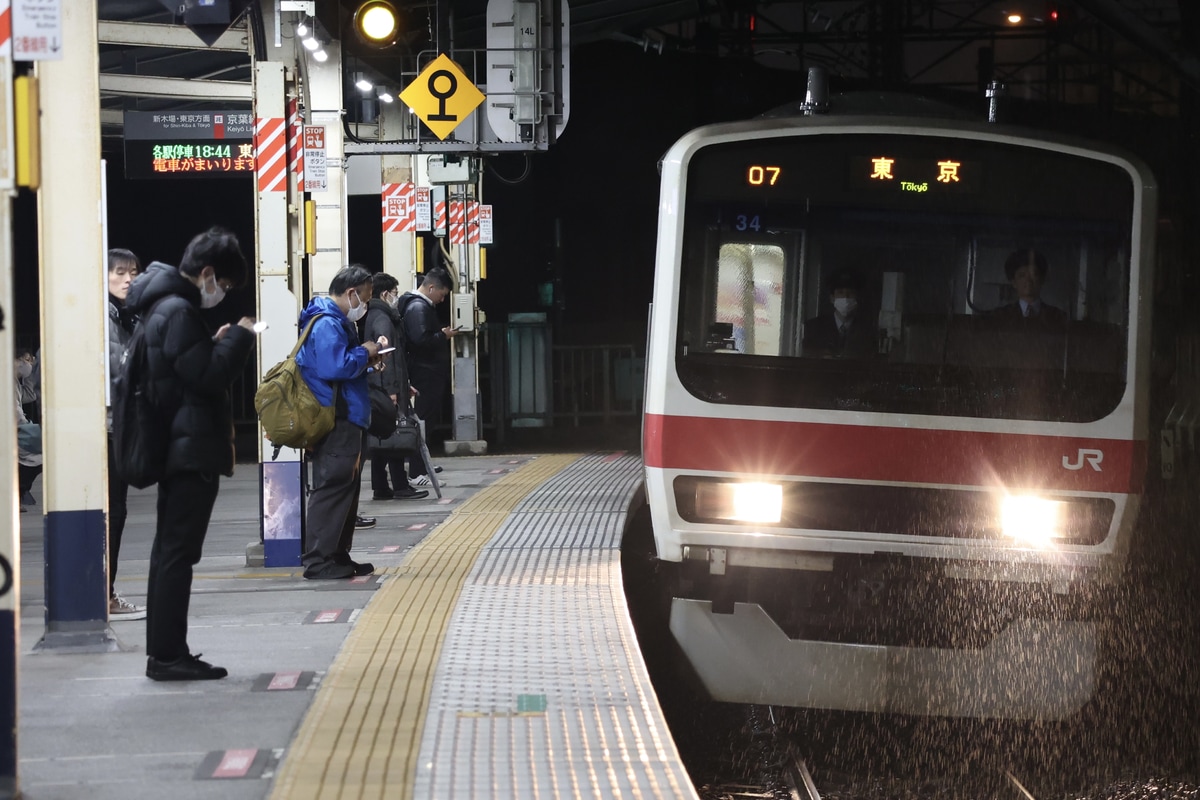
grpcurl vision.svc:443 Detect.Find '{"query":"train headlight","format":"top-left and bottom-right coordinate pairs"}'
top-left (695, 481), bottom-right (783, 523)
top-left (1001, 495), bottom-right (1066, 547)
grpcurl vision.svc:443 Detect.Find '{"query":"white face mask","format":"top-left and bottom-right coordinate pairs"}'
top-left (386, 292), bottom-right (399, 310)
top-left (16, 362), bottom-right (32, 379)
top-left (346, 290), bottom-right (367, 322)
top-left (199, 271), bottom-right (226, 309)
top-left (833, 297), bottom-right (858, 317)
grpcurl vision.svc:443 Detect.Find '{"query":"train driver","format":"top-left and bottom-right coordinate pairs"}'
top-left (803, 268), bottom-right (876, 358)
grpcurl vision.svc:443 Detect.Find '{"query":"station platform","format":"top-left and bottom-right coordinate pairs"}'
top-left (16, 451), bottom-right (696, 800)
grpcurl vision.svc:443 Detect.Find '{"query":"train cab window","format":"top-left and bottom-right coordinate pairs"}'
top-left (674, 132), bottom-right (1138, 423)
top-left (714, 243), bottom-right (786, 355)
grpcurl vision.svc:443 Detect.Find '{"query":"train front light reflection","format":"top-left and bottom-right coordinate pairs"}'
top-left (695, 482), bottom-right (783, 523)
top-left (1001, 495), bottom-right (1065, 547)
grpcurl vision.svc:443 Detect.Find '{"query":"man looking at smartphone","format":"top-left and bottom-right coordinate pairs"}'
top-left (295, 265), bottom-right (383, 579)
top-left (125, 227), bottom-right (256, 680)
top-left (398, 268), bottom-right (457, 488)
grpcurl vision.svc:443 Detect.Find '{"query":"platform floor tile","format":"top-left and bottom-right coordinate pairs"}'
top-left (268, 452), bottom-right (696, 800)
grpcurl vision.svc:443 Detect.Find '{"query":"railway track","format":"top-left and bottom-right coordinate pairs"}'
top-left (702, 745), bottom-right (1046, 800)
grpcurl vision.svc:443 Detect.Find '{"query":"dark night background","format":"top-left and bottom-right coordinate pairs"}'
top-left (10, 40), bottom-right (805, 352)
top-left (11, 36), bottom-right (1196, 361)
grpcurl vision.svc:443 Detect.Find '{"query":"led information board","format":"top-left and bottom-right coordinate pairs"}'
top-left (123, 110), bottom-right (255, 179)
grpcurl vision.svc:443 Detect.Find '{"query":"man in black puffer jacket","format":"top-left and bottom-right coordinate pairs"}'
top-left (124, 227), bottom-right (256, 682)
top-left (398, 267), bottom-right (458, 486)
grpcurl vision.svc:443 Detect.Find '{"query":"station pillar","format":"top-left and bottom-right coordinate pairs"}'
top-left (0, 2), bottom-right (20, 792)
top-left (34, 0), bottom-right (115, 653)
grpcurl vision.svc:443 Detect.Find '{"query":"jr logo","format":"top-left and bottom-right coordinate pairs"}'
top-left (1063, 448), bottom-right (1104, 471)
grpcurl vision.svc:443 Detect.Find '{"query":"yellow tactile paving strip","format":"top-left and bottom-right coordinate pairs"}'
top-left (269, 453), bottom-right (583, 800)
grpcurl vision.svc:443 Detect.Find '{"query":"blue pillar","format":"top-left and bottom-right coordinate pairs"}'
top-left (43, 510), bottom-right (109, 630)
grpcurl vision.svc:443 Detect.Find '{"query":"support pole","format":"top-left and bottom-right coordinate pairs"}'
top-left (253, 56), bottom-right (305, 567)
top-left (305, 41), bottom-right (347, 293)
top-left (0, 0), bottom-right (21, 789)
top-left (378, 101), bottom-right (418, 292)
top-left (34, 0), bottom-right (115, 653)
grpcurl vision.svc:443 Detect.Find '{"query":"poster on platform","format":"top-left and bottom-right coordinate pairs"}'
top-left (263, 460), bottom-right (303, 567)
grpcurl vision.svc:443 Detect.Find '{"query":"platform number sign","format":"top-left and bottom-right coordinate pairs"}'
top-left (399, 54), bottom-right (486, 141)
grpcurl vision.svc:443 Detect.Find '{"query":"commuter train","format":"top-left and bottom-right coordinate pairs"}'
top-left (638, 92), bottom-right (1155, 719)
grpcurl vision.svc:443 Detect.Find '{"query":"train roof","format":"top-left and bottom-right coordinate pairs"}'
top-left (760, 90), bottom-right (981, 122)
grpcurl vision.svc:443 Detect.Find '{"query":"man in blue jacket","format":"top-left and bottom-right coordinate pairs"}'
top-left (295, 265), bottom-right (383, 579)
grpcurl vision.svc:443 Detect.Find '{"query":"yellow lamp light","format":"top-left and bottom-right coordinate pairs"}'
top-left (354, 1), bottom-right (400, 47)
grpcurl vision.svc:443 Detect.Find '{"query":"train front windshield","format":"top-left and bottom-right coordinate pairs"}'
top-left (676, 133), bottom-right (1136, 423)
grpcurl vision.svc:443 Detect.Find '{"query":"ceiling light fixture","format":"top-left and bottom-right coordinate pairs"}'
top-left (353, 0), bottom-right (401, 48)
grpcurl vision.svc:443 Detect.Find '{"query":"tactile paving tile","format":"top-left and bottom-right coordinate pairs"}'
top-left (413, 453), bottom-right (698, 800)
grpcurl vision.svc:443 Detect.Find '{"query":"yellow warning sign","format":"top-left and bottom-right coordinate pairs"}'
top-left (399, 54), bottom-right (486, 141)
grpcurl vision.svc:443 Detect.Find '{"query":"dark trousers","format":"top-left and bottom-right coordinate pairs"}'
top-left (106, 434), bottom-right (129, 596)
top-left (303, 419), bottom-right (364, 569)
top-left (146, 471), bottom-right (220, 661)
top-left (409, 372), bottom-right (446, 478)
top-left (370, 453), bottom-right (411, 493)
top-left (17, 464), bottom-right (40, 497)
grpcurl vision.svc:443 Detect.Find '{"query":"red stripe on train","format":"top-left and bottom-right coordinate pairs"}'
top-left (643, 414), bottom-right (1146, 494)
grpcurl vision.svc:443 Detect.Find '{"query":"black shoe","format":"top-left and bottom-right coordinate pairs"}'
top-left (303, 561), bottom-right (356, 580)
top-left (333, 553), bottom-right (375, 576)
top-left (433, 465), bottom-right (443, 474)
top-left (372, 490), bottom-right (393, 500)
top-left (355, 515), bottom-right (376, 529)
top-left (393, 486), bottom-right (430, 500)
top-left (146, 653), bottom-right (228, 681)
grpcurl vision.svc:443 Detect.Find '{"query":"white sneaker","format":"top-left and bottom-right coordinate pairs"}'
top-left (110, 592), bottom-right (147, 621)
top-left (411, 474), bottom-right (435, 487)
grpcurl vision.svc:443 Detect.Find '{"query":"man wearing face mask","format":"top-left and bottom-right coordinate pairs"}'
top-left (803, 268), bottom-right (876, 359)
top-left (363, 270), bottom-right (426, 501)
top-left (124, 226), bottom-right (257, 681)
top-left (295, 265), bottom-right (385, 580)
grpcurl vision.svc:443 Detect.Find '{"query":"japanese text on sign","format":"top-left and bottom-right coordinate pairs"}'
top-left (415, 187), bottom-right (432, 231)
top-left (303, 125), bottom-right (327, 192)
top-left (124, 138), bottom-right (255, 180)
top-left (860, 155), bottom-right (972, 194)
top-left (13, 0), bottom-right (63, 62)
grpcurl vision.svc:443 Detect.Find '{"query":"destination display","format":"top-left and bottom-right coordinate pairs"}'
top-left (123, 110), bottom-right (254, 180)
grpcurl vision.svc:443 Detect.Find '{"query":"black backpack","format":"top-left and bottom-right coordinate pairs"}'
top-left (112, 311), bottom-right (169, 489)
top-left (367, 383), bottom-right (399, 438)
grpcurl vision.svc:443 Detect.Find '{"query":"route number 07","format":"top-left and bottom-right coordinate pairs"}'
top-left (748, 165), bottom-right (781, 186)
